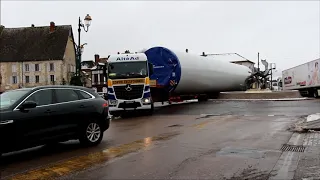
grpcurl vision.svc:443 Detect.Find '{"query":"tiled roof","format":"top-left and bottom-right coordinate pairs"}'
top-left (81, 60), bottom-right (95, 69)
top-left (0, 25), bottom-right (73, 62)
top-left (82, 56), bottom-right (109, 70)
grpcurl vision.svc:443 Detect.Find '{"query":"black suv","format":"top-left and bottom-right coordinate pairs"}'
top-left (0, 85), bottom-right (111, 155)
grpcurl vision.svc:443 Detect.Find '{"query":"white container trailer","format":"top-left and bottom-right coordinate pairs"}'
top-left (282, 58), bottom-right (320, 98)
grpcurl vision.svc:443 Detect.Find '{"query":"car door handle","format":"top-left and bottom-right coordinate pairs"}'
top-left (0, 120), bottom-right (14, 125)
top-left (45, 110), bottom-right (55, 114)
top-left (79, 105), bottom-right (86, 108)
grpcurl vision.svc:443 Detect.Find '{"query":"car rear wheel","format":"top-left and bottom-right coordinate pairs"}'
top-left (79, 121), bottom-right (103, 146)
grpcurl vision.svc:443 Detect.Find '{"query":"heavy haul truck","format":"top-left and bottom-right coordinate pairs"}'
top-left (107, 46), bottom-right (252, 116)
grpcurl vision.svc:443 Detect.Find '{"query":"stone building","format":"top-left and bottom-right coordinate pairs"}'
top-left (81, 60), bottom-right (95, 88)
top-left (0, 22), bottom-right (76, 92)
top-left (91, 55), bottom-right (108, 93)
top-left (81, 54), bottom-right (108, 92)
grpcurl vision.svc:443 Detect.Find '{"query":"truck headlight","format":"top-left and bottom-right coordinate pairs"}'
top-left (109, 100), bottom-right (118, 106)
top-left (142, 97), bottom-right (151, 105)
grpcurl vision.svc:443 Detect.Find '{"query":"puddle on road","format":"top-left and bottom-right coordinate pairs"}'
top-left (167, 124), bottom-right (183, 128)
top-left (196, 113), bottom-right (229, 119)
top-left (216, 147), bottom-right (268, 159)
top-left (6, 131), bottom-right (180, 180)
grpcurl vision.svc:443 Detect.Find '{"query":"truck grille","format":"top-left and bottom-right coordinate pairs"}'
top-left (114, 85), bottom-right (144, 100)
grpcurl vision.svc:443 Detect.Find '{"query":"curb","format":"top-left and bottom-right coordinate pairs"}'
top-left (213, 98), bottom-right (314, 101)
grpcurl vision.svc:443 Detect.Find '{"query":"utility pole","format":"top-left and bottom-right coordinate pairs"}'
top-left (257, 52), bottom-right (260, 89)
top-left (270, 65), bottom-right (273, 90)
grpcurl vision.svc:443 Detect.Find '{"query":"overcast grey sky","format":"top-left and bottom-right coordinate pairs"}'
top-left (1, 1), bottom-right (320, 75)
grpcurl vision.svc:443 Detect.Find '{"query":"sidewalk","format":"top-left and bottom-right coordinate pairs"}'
top-left (294, 131), bottom-right (320, 180)
top-left (293, 113), bottom-right (320, 179)
top-left (269, 113), bottom-right (320, 180)
top-left (216, 97), bottom-right (312, 101)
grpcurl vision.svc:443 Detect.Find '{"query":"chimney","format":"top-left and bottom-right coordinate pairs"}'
top-left (49, 21), bottom-right (55, 32)
top-left (31, 24), bottom-right (35, 27)
top-left (186, 49), bottom-right (188, 53)
top-left (94, 54), bottom-right (100, 64)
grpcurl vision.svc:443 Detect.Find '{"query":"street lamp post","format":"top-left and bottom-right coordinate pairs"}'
top-left (76, 14), bottom-right (92, 77)
top-left (70, 14), bottom-right (92, 86)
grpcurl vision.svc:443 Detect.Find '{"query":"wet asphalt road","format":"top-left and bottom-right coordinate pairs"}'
top-left (1, 99), bottom-right (320, 180)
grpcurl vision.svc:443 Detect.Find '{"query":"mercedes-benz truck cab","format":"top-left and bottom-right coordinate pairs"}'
top-left (107, 52), bottom-right (154, 117)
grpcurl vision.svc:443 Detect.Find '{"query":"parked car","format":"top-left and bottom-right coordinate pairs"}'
top-left (0, 85), bottom-right (111, 155)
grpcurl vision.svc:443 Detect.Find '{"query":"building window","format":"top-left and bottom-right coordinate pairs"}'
top-left (12, 64), bottom-right (17, 72)
top-left (25, 76), bottom-right (30, 83)
top-left (25, 64), bottom-right (29, 72)
top-left (94, 74), bottom-right (98, 83)
top-left (12, 76), bottom-right (17, 84)
top-left (35, 75), bottom-right (40, 83)
top-left (50, 75), bottom-right (55, 82)
top-left (100, 74), bottom-right (104, 83)
top-left (49, 63), bottom-right (54, 71)
top-left (35, 64), bottom-right (39, 71)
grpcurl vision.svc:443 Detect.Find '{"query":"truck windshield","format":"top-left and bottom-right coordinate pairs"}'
top-left (108, 62), bottom-right (148, 79)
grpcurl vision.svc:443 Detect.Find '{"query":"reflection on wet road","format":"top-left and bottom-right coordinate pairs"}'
top-left (1, 99), bottom-right (319, 180)
top-left (154, 99), bottom-right (320, 116)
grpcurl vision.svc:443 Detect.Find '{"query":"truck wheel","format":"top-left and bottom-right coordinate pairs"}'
top-left (198, 95), bottom-right (208, 102)
top-left (314, 90), bottom-right (319, 98)
top-left (79, 120), bottom-right (103, 147)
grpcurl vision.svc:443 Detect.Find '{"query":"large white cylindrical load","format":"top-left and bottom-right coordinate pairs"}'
top-left (145, 47), bottom-right (252, 94)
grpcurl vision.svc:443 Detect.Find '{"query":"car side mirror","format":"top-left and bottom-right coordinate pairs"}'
top-left (19, 101), bottom-right (37, 110)
top-left (148, 63), bottom-right (154, 75)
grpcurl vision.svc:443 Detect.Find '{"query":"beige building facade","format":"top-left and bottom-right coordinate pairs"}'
top-left (0, 22), bottom-right (76, 92)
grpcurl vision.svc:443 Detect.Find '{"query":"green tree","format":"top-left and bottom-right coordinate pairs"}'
top-left (70, 76), bottom-right (83, 86)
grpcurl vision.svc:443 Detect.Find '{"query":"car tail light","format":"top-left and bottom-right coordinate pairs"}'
top-left (102, 102), bottom-right (108, 107)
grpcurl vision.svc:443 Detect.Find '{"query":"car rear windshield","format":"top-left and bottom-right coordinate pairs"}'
top-left (86, 89), bottom-right (100, 98)
top-left (0, 89), bottom-right (30, 109)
